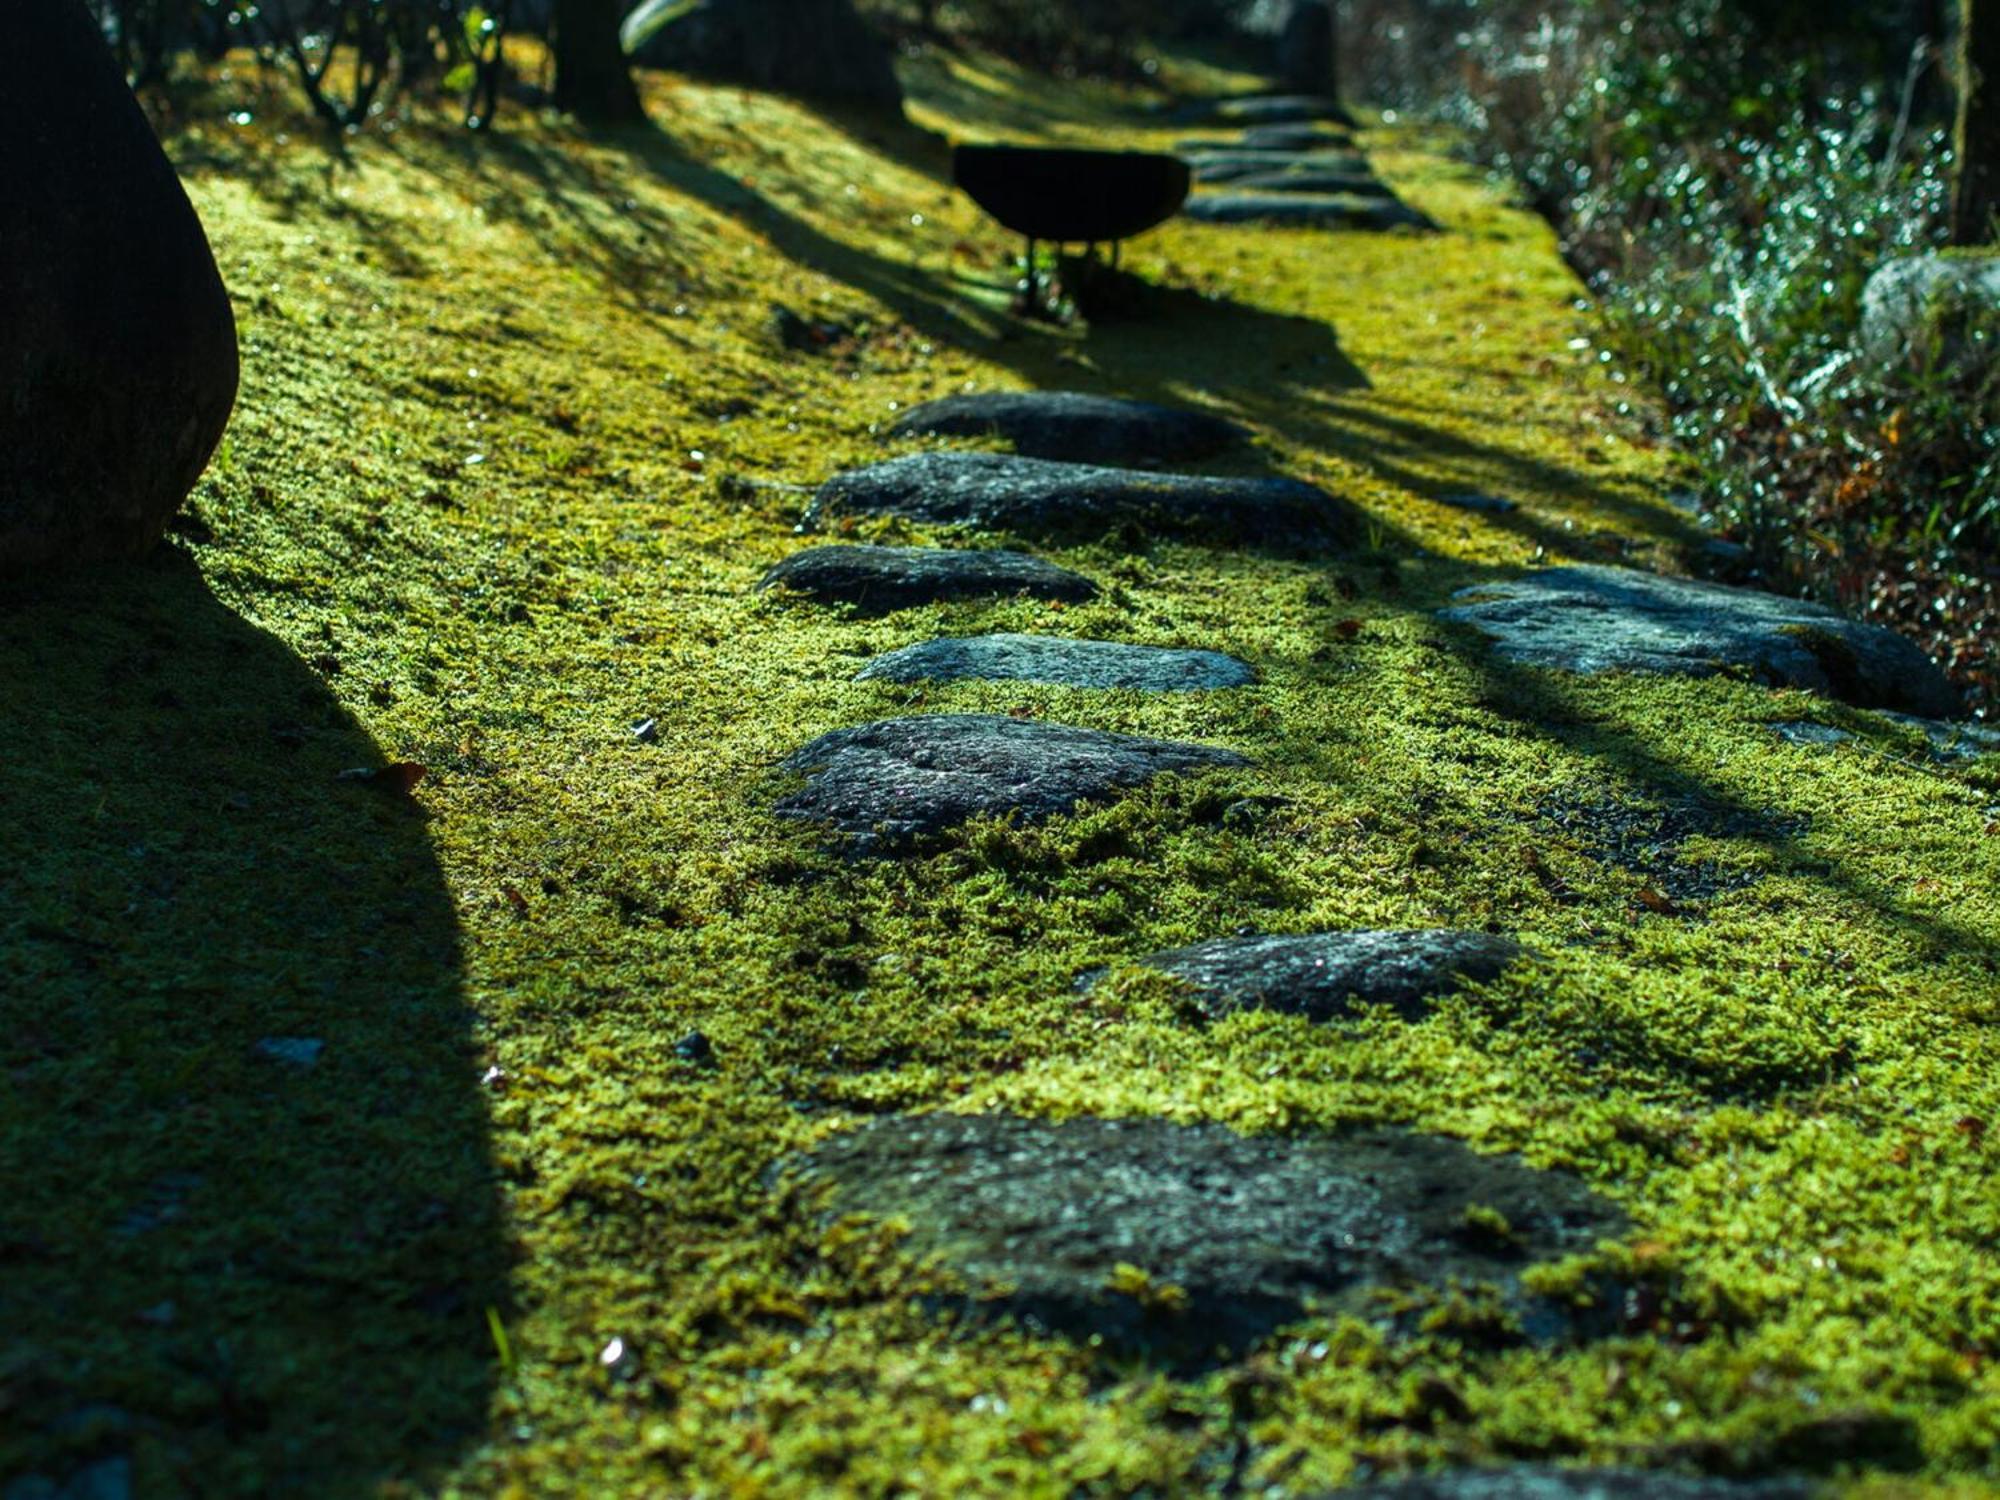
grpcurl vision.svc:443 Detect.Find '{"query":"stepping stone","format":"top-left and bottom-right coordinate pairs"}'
top-left (857, 634), bottom-right (1255, 691)
top-left (1215, 94), bottom-right (1358, 127)
top-left (1184, 193), bottom-right (1435, 232)
top-left (789, 1113), bottom-right (1624, 1361)
top-left (805, 452), bottom-right (1357, 546)
top-left (1086, 930), bottom-right (1522, 1022)
top-left (1770, 720), bottom-right (1854, 748)
top-left (757, 544), bottom-right (1098, 614)
top-left (888, 391), bottom-right (1245, 466)
top-left (1173, 126), bottom-right (1354, 154)
top-left (1183, 149), bottom-right (1371, 182)
top-left (775, 714), bottom-right (1248, 850)
top-left (1218, 167), bottom-right (1392, 198)
top-left (1439, 565), bottom-right (1962, 717)
top-left (1880, 710), bottom-right (2000, 762)
top-left (1321, 1469), bottom-right (1809, 1499)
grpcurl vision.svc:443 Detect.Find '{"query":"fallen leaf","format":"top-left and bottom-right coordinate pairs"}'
top-left (1332, 618), bottom-right (1364, 640)
top-left (1636, 885), bottom-right (1681, 916)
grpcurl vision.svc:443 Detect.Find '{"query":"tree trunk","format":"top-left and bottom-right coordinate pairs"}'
top-left (1953, 0), bottom-right (2000, 243)
top-left (553, 0), bottom-right (645, 124)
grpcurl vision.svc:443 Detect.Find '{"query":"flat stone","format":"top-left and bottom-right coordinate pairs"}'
top-left (1770, 720), bottom-right (1854, 748)
top-left (775, 714), bottom-right (1248, 850)
top-left (1880, 711), bottom-right (2000, 762)
top-left (789, 1113), bottom-right (1624, 1361)
top-left (857, 634), bottom-right (1256, 691)
top-left (1218, 167), bottom-right (1392, 197)
top-left (757, 544), bottom-right (1098, 614)
top-left (888, 391), bottom-right (1245, 466)
top-left (1173, 126), bottom-right (1354, 154)
top-left (1439, 566), bottom-right (1962, 716)
top-left (1182, 149), bottom-right (1371, 182)
top-left (1215, 94), bottom-right (1358, 126)
top-left (1089, 929), bottom-right (1523, 1022)
top-left (805, 452), bottom-right (1357, 546)
top-left (1184, 193), bottom-right (1435, 231)
top-left (1320, 1469), bottom-right (1808, 1500)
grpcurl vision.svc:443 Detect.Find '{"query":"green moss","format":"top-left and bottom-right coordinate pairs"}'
top-left (2, 41), bottom-right (1998, 1499)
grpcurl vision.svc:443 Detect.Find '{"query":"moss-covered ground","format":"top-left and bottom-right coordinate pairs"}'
top-left (4, 42), bottom-right (2000, 1499)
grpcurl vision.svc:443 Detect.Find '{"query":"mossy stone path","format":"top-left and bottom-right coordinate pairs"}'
top-left (857, 633), bottom-right (1256, 691)
top-left (791, 1114), bottom-right (1624, 1363)
top-left (1183, 149), bottom-right (1374, 182)
top-left (805, 450), bottom-right (1357, 543)
top-left (1439, 564), bottom-right (1962, 715)
top-left (888, 390), bottom-right (1246, 465)
top-left (757, 543), bottom-right (1099, 613)
top-left (1085, 929), bottom-right (1524, 1022)
top-left (774, 714), bottom-right (1249, 850)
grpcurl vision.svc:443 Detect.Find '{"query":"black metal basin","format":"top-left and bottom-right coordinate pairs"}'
top-left (953, 145), bottom-right (1190, 244)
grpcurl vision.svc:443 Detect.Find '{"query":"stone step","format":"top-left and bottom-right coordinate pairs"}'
top-left (756, 544), bottom-right (1098, 614)
top-left (857, 634), bottom-right (1255, 691)
top-left (806, 451), bottom-right (1357, 546)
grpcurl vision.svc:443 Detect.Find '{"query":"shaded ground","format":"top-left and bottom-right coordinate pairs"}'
top-left (4, 38), bottom-right (1999, 1500)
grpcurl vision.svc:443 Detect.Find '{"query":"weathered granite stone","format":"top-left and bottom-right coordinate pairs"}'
top-left (1770, 720), bottom-right (1854, 748)
top-left (1879, 711), bottom-right (2000, 762)
top-left (1216, 94), bottom-right (1358, 127)
top-left (1320, 1469), bottom-right (1809, 1500)
top-left (1089, 929), bottom-right (1523, 1021)
top-left (1184, 193), bottom-right (1434, 231)
top-left (1438, 566), bottom-right (1962, 716)
top-left (1218, 167), bottom-right (1391, 197)
top-left (857, 634), bottom-right (1256, 691)
top-left (806, 452), bottom-right (1357, 546)
top-left (1183, 149), bottom-right (1371, 182)
top-left (1173, 127), bottom-right (1355, 154)
top-left (757, 545), bottom-right (1098, 614)
top-left (621, 0), bottom-right (902, 109)
top-left (775, 714), bottom-right (1248, 849)
top-left (2, 0), bottom-right (239, 571)
top-left (788, 1113), bottom-right (1625, 1360)
top-left (1857, 251), bottom-right (2000, 372)
top-left (888, 391), bottom-right (1246, 466)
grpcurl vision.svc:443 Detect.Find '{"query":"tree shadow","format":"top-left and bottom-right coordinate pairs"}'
top-left (0, 550), bottom-right (500, 1498)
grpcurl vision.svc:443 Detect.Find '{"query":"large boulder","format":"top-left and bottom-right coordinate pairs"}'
top-left (1857, 251), bottom-right (2000, 375)
top-left (1, 0), bottom-right (238, 572)
top-left (621, 0), bottom-right (902, 110)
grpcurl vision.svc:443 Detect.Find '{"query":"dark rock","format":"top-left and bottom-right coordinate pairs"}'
top-left (1857, 251), bottom-right (2000, 373)
top-left (774, 714), bottom-right (1248, 850)
top-left (622, 0), bottom-right (902, 109)
top-left (674, 1030), bottom-right (716, 1067)
top-left (857, 634), bottom-right (1256, 691)
top-left (1276, 0), bottom-right (1337, 94)
top-left (1089, 929), bottom-right (1523, 1022)
top-left (1182, 149), bottom-right (1371, 182)
top-left (1439, 565), bottom-right (1962, 716)
top-left (1184, 192), bottom-right (1434, 231)
top-left (805, 452), bottom-right (1357, 546)
top-left (1438, 492), bottom-right (1519, 515)
top-left (888, 391), bottom-right (1246, 466)
top-left (2, 0), bottom-right (238, 571)
top-left (788, 1113), bottom-right (1625, 1361)
top-left (1319, 1469), bottom-right (1808, 1500)
top-left (757, 544), bottom-right (1099, 614)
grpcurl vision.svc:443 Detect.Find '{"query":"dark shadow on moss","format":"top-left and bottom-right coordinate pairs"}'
top-left (0, 550), bottom-right (500, 1498)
